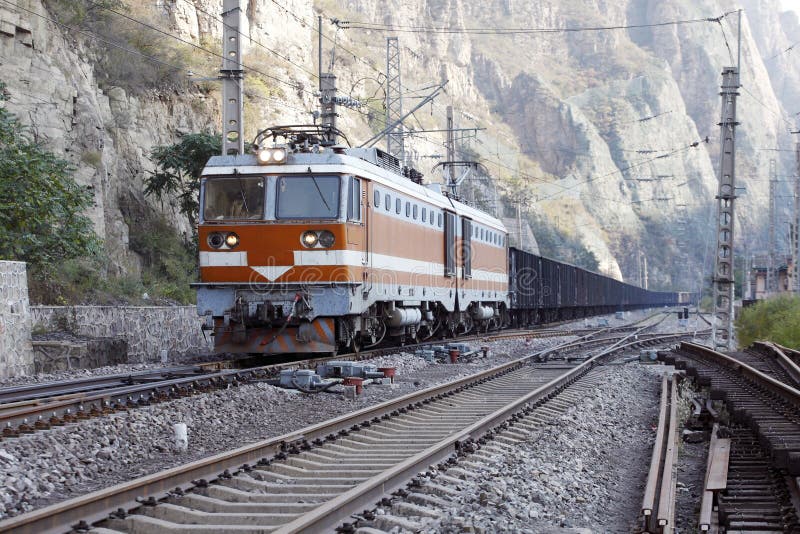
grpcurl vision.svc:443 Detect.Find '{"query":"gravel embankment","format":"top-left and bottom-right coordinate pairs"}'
top-left (0, 335), bottom-right (572, 518)
top-left (403, 364), bottom-right (670, 532)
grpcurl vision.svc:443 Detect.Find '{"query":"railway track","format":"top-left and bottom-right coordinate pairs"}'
top-left (0, 317), bottom-right (653, 440)
top-left (0, 320), bottom-right (700, 534)
top-left (661, 342), bottom-right (800, 532)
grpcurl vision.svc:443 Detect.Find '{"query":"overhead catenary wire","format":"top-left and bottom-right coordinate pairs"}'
top-left (2, 0), bottom-right (193, 75)
top-left (335, 13), bottom-right (737, 34)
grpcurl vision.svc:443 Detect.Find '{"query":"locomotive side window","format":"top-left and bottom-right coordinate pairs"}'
top-left (437, 213), bottom-right (442, 227)
top-left (276, 175), bottom-right (339, 219)
top-left (203, 177), bottom-right (265, 220)
top-left (413, 204), bottom-right (418, 220)
top-left (396, 198), bottom-right (401, 214)
top-left (430, 211), bottom-right (435, 225)
top-left (347, 177), bottom-right (361, 221)
top-left (373, 189), bottom-right (380, 208)
top-left (405, 202), bottom-right (410, 218)
top-left (385, 194), bottom-right (391, 211)
top-left (421, 207), bottom-right (426, 221)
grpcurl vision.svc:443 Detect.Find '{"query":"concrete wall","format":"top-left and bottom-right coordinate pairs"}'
top-left (31, 306), bottom-right (212, 363)
top-left (0, 261), bottom-right (35, 378)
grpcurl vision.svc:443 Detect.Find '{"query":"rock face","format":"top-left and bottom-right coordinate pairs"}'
top-left (0, 0), bottom-right (795, 289)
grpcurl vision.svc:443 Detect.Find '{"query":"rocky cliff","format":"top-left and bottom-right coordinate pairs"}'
top-left (1, 0), bottom-right (797, 292)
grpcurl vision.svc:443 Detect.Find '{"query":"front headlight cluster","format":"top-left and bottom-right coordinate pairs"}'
top-left (207, 231), bottom-right (240, 249)
top-left (257, 147), bottom-right (287, 165)
top-left (301, 230), bottom-right (335, 248)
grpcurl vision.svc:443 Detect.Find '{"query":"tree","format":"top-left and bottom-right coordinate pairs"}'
top-left (0, 82), bottom-right (99, 269)
top-left (145, 133), bottom-right (221, 228)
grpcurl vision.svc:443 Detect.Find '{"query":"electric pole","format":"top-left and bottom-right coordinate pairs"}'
top-left (220, 0), bottom-right (244, 155)
top-left (794, 138), bottom-right (800, 292)
top-left (385, 37), bottom-right (404, 162)
top-left (711, 66), bottom-right (740, 351)
top-left (317, 17), bottom-right (337, 145)
top-left (643, 254), bottom-right (649, 290)
top-left (446, 105), bottom-right (456, 192)
top-left (768, 158), bottom-right (777, 295)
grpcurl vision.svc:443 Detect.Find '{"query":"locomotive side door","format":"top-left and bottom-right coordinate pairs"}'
top-left (444, 210), bottom-right (458, 307)
top-left (346, 176), bottom-right (368, 285)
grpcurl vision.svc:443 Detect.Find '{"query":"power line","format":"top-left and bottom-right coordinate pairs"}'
top-left (84, 0), bottom-right (315, 97)
top-left (335, 12), bottom-right (737, 35)
top-left (190, 3), bottom-right (319, 80)
top-left (1, 0), bottom-right (191, 74)
top-left (765, 39), bottom-right (800, 62)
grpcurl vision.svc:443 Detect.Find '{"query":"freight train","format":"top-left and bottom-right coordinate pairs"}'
top-left (194, 125), bottom-right (688, 355)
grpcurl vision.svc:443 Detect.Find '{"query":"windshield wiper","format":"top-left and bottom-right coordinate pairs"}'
top-left (310, 176), bottom-right (331, 213)
top-left (236, 177), bottom-right (250, 215)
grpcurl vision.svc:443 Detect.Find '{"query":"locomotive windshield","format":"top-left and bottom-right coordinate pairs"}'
top-left (276, 175), bottom-right (340, 219)
top-left (203, 177), bottom-right (265, 220)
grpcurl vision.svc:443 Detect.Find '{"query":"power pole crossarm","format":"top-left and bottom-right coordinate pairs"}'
top-left (711, 66), bottom-right (740, 351)
top-left (221, 0), bottom-right (244, 156)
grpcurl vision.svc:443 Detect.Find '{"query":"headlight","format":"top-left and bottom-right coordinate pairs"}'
top-left (257, 147), bottom-right (288, 165)
top-left (257, 149), bottom-right (271, 164)
top-left (208, 232), bottom-right (225, 249)
top-left (318, 230), bottom-right (335, 248)
top-left (225, 232), bottom-right (239, 248)
top-left (301, 231), bottom-right (319, 248)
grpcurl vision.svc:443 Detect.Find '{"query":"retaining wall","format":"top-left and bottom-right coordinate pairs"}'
top-left (31, 306), bottom-right (212, 363)
top-left (0, 261), bottom-right (35, 378)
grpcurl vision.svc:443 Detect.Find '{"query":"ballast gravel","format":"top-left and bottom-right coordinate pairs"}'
top-left (0, 334), bottom-right (574, 518)
top-left (402, 364), bottom-right (668, 533)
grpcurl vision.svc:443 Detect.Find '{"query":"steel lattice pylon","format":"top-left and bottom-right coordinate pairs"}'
top-left (711, 67), bottom-right (740, 351)
top-left (385, 37), bottom-right (404, 162)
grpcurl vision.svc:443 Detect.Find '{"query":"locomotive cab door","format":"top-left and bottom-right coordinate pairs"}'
top-left (444, 210), bottom-right (458, 308)
top-left (346, 176), bottom-right (368, 285)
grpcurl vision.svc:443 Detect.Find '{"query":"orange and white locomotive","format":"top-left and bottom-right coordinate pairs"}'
top-left (195, 126), bottom-right (509, 355)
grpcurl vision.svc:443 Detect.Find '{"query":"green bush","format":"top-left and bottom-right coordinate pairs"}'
top-left (0, 82), bottom-right (100, 273)
top-left (736, 295), bottom-right (800, 349)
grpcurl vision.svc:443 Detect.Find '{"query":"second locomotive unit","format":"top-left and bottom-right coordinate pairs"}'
top-left (194, 126), bottom-right (683, 356)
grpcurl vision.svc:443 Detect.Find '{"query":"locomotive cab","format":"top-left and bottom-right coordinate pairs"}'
top-left (196, 157), bottom-right (366, 354)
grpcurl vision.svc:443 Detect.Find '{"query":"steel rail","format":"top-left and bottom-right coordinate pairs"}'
top-left (752, 341), bottom-right (800, 386)
top-left (281, 330), bottom-right (699, 534)
top-left (0, 324), bottom-right (697, 534)
top-left (680, 342), bottom-right (800, 403)
top-left (0, 365), bottom-right (210, 403)
top-left (642, 374), bottom-right (669, 519)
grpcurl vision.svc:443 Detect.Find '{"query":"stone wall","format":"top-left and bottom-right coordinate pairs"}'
top-left (0, 261), bottom-right (35, 378)
top-left (31, 306), bottom-right (211, 364)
